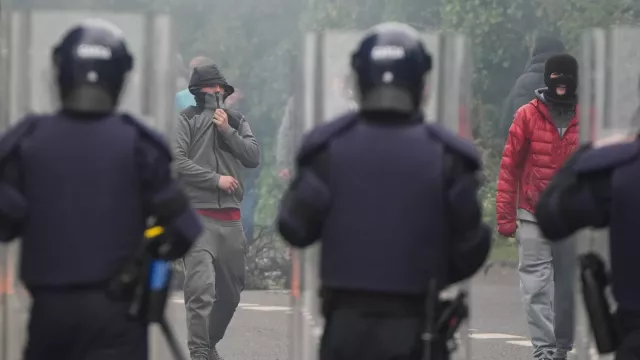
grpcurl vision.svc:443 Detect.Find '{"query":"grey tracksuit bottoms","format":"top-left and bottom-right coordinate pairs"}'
top-left (184, 216), bottom-right (246, 359)
top-left (517, 217), bottom-right (575, 359)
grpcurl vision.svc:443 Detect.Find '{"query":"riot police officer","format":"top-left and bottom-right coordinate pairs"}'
top-left (277, 22), bottom-right (492, 360)
top-left (0, 20), bottom-right (202, 360)
top-left (536, 134), bottom-right (640, 360)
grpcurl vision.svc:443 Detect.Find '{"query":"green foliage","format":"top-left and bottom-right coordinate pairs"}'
top-left (441, 0), bottom-right (541, 106)
top-left (245, 226), bottom-right (290, 290)
top-left (489, 242), bottom-right (518, 262)
top-left (537, 0), bottom-right (637, 50)
top-left (473, 101), bottom-right (507, 250)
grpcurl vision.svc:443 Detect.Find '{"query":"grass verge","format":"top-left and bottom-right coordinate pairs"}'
top-left (489, 243), bottom-right (518, 262)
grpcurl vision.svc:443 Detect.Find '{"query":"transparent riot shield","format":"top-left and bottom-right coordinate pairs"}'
top-left (288, 29), bottom-right (473, 360)
top-left (0, 2), bottom-right (178, 360)
top-left (288, 33), bottom-right (316, 360)
top-left (436, 32), bottom-right (474, 360)
top-left (574, 26), bottom-right (640, 360)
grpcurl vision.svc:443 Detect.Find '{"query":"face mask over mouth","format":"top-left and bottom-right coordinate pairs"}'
top-left (203, 91), bottom-right (224, 111)
top-left (546, 74), bottom-right (577, 97)
top-left (544, 53), bottom-right (579, 99)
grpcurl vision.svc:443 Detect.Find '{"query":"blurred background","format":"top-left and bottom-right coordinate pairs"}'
top-left (1, 0), bottom-right (638, 290)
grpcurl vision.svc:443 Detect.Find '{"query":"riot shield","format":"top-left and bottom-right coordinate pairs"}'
top-left (0, 2), bottom-right (178, 360)
top-left (574, 26), bottom-right (640, 360)
top-left (436, 32), bottom-right (474, 360)
top-left (288, 29), bottom-right (473, 360)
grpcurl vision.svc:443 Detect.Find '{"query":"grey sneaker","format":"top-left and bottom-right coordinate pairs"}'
top-left (210, 348), bottom-right (225, 360)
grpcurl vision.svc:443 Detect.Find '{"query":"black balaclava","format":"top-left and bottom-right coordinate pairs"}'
top-left (544, 54), bottom-right (578, 103)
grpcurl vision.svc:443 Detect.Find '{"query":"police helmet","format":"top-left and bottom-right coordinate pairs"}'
top-left (52, 19), bottom-right (133, 114)
top-left (351, 22), bottom-right (432, 114)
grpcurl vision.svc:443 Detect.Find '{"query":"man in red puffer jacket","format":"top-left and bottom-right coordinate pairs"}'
top-left (496, 54), bottom-right (579, 360)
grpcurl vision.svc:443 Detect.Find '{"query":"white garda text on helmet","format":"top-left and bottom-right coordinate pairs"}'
top-left (370, 45), bottom-right (406, 61)
top-left (76, 44), bottom-right (113, 60)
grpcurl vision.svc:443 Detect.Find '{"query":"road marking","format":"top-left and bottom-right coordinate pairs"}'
top-left (470, 333), bottom-right (525, 340)
top-left (168, 299), bottom-right (562, 351)
top-left (171, 298), bottom-right (261, 307)
top-left (241, 306), bottom-right (291, 311)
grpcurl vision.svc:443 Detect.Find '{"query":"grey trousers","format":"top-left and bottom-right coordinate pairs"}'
top-left (517, 219), bottom-right (576, 359)
top-left (184, 216), bottom-right (246, 359)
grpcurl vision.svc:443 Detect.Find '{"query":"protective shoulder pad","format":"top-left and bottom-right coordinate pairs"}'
top-left (297, 112), bottom-right (358, 165)
top-left (120, 114), bottom-right (172, 160)
top-left (180, 105), bottom-right (202, 121)
top-left (573, 141), bottom-right (640, 174)
top-left (425, 123), bottom-right (481, 170)
top-left (0, 115), bottom-right (39, 165)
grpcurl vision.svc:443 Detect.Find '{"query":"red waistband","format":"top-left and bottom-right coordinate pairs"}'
top-left (196, 208), bottom-right (241, 221)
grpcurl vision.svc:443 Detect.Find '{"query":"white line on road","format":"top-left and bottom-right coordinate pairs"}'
top-left (470, 333), bottom-right (524, 340)
top-left (171, 298), bottom-right (261, 307)
top-left (241, 306), bottom-right (291, 311)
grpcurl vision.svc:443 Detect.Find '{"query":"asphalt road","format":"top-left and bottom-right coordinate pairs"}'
top-left (151, 266), bottom-right (553, 360)
top-left (3, 266), bottom-right (577, 360)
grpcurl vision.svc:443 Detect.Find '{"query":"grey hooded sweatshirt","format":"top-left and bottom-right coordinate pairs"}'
top-left (173, 64), bottom-right (260, 210)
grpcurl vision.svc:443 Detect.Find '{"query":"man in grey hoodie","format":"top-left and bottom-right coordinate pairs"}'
top-left (174, 63), bottom-right (260, 360)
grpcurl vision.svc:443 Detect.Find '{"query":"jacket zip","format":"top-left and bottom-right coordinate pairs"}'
top-left (533, 102), bottom-right (577, 141)
top-left (533, 102), bottom-right (577, 159)
top-left (212, 122), bottom-right (222, 208)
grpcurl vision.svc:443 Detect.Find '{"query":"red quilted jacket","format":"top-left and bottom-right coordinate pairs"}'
top-left (496, 98), bottom-right (580, 237)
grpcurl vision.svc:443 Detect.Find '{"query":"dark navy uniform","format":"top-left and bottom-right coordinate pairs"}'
top-left (0, 20), bottom-right (202, 360)
top-left (536, 135), bottom-right (640, 360)
top-left (278, 22), bottom-right (491, 360)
